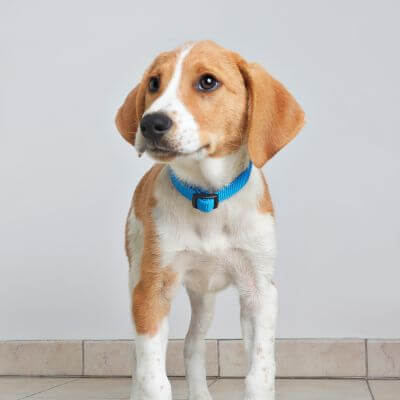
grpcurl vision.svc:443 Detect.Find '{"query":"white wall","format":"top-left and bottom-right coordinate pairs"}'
top-left (1, 0), bottom-right (399, 340)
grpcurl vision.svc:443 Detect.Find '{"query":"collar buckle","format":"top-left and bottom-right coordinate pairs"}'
top-left (192, 193), bottom-right (219, 211)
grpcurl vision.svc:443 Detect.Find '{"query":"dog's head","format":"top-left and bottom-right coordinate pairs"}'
top-left (116, 41), bottom-right (304, 167)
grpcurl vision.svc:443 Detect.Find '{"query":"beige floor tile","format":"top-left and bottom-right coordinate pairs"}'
top-left (170, 378), bottom-right (216, 400)
top-left (369, 380), bottom-right (400, 400)
top-left (218, 340), bottom-right (247, 377)
top-left (84, 341), bottom-right (134, 376)
top-left (170, 378), bottom-right (188, 400)
top-left (276, 339), bottom-right (366, 377)
top-left (27, 377), bottom-right (215, 399)
top-left (0, 377), bottom-right (75, 400)
top-left (167, 340), bottom-right (218, 377)
top-left (170, 378), bottom-right (211, 400)
top-left (209, 379), bottom-right (372, 400)
top-left (28, 378), bottom-right (131, 399)
top-left (368, 340), bottom-right (400, 378)
top-left (0, 341), bottom-right (82, 376)
top-left (276, 379), bottom-right (372, 400)
top-left (208, 378), bottom-right (244, 400)
top-left (219, 339), bottom-right (366, 377)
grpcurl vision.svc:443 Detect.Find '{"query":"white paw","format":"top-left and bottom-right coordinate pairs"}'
top-left (244, 375), bottom-right (274, 400)
top-left (131, 376), bottom-right (172, 400)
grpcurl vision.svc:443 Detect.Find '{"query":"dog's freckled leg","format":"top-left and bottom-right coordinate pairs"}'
top-left (184, 289), bottom-right (215, 400)
top-left (133, 319), bottom-right (171, 400)
top-left (238, 277), bottom-right (277, 400)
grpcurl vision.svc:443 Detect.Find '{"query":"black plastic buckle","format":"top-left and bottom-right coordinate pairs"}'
top-left (192, 193), bottom-right (219, 210)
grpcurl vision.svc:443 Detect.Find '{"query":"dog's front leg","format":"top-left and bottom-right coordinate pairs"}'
top-left (184, 289), bottom-right (215, 400)
top-left (134, 319), bottom-right (170, 400)
top-left (238, 276), bottom-right (277, 400)
top-left (131, 269), bottom-right (178, 400)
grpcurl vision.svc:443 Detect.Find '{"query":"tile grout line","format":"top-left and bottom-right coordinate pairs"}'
top-left (365, 339), bottom-right (369, 378)
top-left (18, 378), bottom-right (80, 399)
top-left (366, 379), bottom-right (376, 400)
top-left (207, 378), bottom-right (219, 389)
top-left (217, 339), bottom-right (220, 377)
top-left (82, 340), bottom-right (85, 376)
top-left (364, 340), bottom-right (376, 400)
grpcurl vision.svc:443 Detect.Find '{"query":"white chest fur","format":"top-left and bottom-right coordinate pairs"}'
top-left (151, 166), bottom-right (276, 294)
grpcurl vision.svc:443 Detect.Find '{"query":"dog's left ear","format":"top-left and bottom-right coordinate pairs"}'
top-left (237, 59), bottom-right (305, 168)
top-left (115, 83), bottom-right (146, 146)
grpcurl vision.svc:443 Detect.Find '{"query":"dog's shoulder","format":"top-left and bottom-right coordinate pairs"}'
top-left (131, 163), bottom-right (165, 221)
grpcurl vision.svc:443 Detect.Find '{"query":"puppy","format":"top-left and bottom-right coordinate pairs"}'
top-left (116, 40), bottom-right (304, 400)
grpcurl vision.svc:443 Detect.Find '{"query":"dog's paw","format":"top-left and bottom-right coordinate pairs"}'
top-left (244, 375), bottom-right (274, 400)
top-left (131, 376), bottom-right (172, 400)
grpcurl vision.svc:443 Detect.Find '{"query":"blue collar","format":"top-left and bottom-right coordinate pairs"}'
top-left (168, 162), bottom-right (253, 213)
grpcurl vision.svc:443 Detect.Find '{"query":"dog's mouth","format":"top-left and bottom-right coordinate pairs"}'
top-left (145, 143), bottom-right (210, 159)
top-left (145, 143), bottom-right (177, 159)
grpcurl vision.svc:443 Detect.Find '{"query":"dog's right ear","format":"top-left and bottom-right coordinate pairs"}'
top-left (115, 83), bottom-right (146, 146)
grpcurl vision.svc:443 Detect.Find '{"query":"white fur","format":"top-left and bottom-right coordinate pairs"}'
top-left (184, 289), bottom-right (215, 400)
top-left (127, 45), bottom-right (278, 400)
top-left (133, 318), bottom-right (171, 400)
top-left (126, 210), bottom-right (144, 291)
top-left (135, 44), bottom-right (202, 155)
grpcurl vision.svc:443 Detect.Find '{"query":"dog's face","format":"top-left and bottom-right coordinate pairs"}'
top-left (116, 41), bottom-right (304, 167)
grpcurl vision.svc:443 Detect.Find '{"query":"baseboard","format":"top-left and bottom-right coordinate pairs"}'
top-left (1, 339), bottom-right (399, 379)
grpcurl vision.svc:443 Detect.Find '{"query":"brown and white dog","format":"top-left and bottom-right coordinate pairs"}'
top-left (116, 40), bottom-right (304, 400)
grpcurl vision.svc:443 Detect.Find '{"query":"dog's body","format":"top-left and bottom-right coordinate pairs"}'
top-left (116, 41), bottom-right (304, 400)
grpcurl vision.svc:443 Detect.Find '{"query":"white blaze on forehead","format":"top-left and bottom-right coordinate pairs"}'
top-left (145, 44), bottom-right (193, 114)
top-left (137, 43), bottom-right (201, 154)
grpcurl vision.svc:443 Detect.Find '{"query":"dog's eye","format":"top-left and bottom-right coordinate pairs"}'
top-left (148, 76), bottom-right (160, 93)
top-left (197, 74), bottom-right (220, 92)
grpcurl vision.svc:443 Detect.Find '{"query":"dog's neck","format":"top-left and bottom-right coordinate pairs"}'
top-left (168, 146), bottom-right (250, 191)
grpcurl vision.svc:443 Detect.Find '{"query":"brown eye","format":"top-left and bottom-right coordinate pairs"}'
top-left (148, 76), bottom-right (160, 93)
top-left (197, 74), bottom-right (220, 92)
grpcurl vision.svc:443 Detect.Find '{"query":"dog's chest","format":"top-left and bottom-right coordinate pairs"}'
top-left (155, 201), bottom-right (274, 292)
top-left (167, 218), bottom-right (240, 257)
top-left (128, 167), bottom-right (276, 292)
top-left (156, 180), bottom-right (274, 260)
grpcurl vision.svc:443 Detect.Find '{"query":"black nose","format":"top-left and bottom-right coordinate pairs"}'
top-left (140, 112), bottom-right (172, 139)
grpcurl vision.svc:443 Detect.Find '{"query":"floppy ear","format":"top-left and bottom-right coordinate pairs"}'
top-left (238, 61), bottom-right (305, 167)
top-left (115, 83), bottom-right (145, 146)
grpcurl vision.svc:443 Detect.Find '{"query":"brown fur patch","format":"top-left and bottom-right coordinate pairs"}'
top-left (115, 84), bottom-right (144, 145)
top-left (179, 41), bottom-right (248, 157)
top-left (133, 267), bottom-right (177, 336)
top-left (258, 173), bottom-right (274, 215)
top-left (236, 59), bottom-right (305, 167)
top-left (128, 164), bottom-right (178, 336)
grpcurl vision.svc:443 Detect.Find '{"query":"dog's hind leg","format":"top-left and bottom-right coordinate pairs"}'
top-left (184, 289), bottom-right (215, 400)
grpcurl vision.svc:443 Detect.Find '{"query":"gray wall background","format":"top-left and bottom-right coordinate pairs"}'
top-left (1, 0), bottom-right (399, 340)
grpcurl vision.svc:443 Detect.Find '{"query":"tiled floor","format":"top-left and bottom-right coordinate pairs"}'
top-left (0, 377), bottom-right (399, 400)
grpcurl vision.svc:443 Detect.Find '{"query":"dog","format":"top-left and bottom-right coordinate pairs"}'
top-left (116, 40), bottom-right (304, 400)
